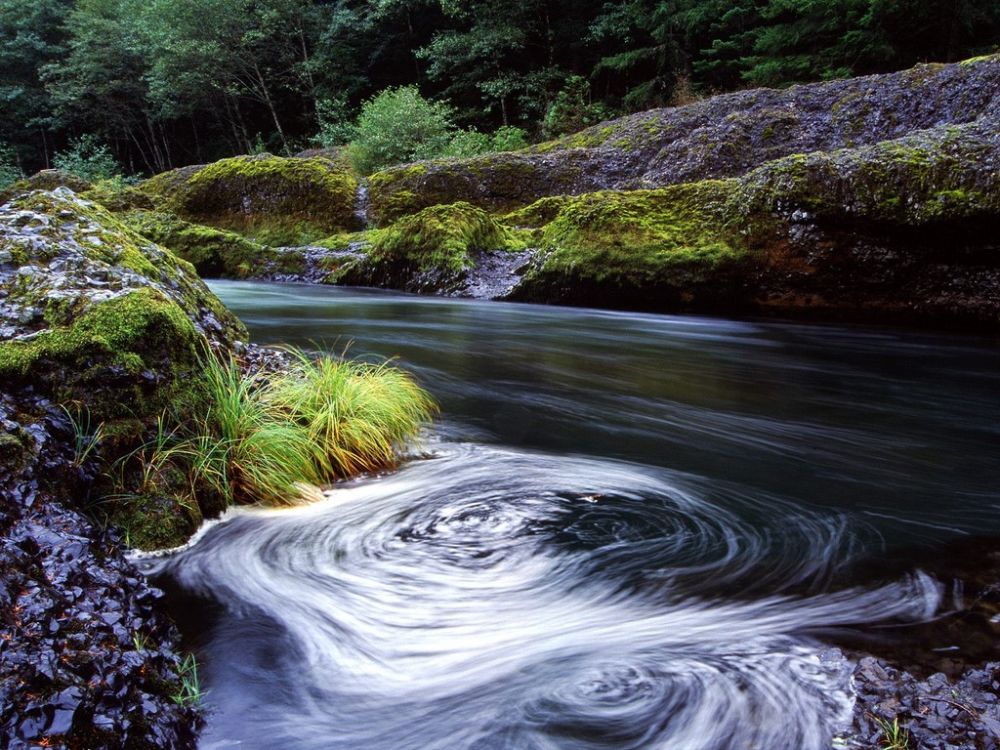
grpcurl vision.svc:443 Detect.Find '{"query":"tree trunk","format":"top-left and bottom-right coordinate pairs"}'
top-left (125, 124), bottom-right (156, 174)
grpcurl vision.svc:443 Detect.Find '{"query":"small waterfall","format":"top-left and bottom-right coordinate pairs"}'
top-left (353, 180), bottom-right (370, 229)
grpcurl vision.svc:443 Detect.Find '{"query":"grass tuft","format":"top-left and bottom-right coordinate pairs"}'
top-left (114, 347), bottom-right (436, 514)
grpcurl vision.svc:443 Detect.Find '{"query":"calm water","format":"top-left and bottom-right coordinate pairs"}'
top-left (142, 281), bottom-right (1000, 750)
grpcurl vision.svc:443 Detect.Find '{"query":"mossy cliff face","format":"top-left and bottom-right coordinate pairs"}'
top-left (368, 55), bottom-right (1000, 223)
top-left (0, 188), bottom-right (247, 546)
top-left (140, 153), bottom-right (359, 245)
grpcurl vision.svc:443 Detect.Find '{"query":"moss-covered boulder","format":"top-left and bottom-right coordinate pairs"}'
top-left (330, 202), bottom-right (528, 293)
top-left (140, 153), bottom-right (359, 245)
top-left (0, 188), bottom-right (247, 546)
top-left (368, 55), bottom-right (1000, 224)
top-left (367, 150), bottom-right (611, 226)
top-left (505, 116), bottom-right (1000, 325)
top-left (733, 119), bottom-right (1000, 225)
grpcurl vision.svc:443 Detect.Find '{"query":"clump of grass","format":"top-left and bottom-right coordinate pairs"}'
top-left (267, 350), bottom-right (437, 477)
top-left (172, 653), bottom-right (202, 707)
top-left (118, 348), bottom-right (436, 511)
top-left (61, 403), bottom-right (105, 468)
top-left (871, 714), bottom-right (911, 750)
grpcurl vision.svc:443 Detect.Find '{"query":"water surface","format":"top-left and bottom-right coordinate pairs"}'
top-left (143, 282), bottom-right (1000, 750)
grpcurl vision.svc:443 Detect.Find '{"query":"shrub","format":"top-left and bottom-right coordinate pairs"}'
top-left (53, 134), bottom-right (122, 181)
top-left (443, 128), bottom-right (493, 158)
top-left (491, 126), bottom-right (529, 152)
top-left (347, 86), bottom-right (455, 174)
top-left (316, 94), bottom-right (358, 147)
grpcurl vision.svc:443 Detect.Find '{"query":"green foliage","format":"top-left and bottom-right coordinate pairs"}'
top-left (4, 0), bottom-right (1000, 173)
top-left (542, 76), bottom-right (612, 138)
top-left (442, 129), bottom-right (493, 158)
top-left (53, 134), bottom-right (121, 182)
top-left (172, 654), bottom-right (203, 707)
top-left (128, 349), bottom-right (436, 510)
top-left (347, 86), bottom-right (456, 174)
top-left (871, 714), bottom-right (911, 750)
top-left (61, 404), bottom-right (106, 468)
top-left (267, 349), bottom-right (437, 477)
top-left (316, 94), bottom-right (358, 147)
top-left (0, 143), bottom-right (23, 190)
top-left (490, 126), bottom-right (529, 152)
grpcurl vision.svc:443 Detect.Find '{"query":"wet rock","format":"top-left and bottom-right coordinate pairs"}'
top-left (0, 391), bottom-right (200, 749)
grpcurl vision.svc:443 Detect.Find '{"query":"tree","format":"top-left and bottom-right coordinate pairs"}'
top-left (42, 0), bottom-right (167, 173)
top-left (0, 0), bottom-right (72, 168)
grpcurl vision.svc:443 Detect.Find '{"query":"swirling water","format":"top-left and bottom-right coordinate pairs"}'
top-left (139, 282), bottom-right (1000, 750)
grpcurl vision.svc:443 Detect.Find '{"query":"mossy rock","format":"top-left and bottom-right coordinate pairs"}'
top-left (367, 150), bottom-right (602, 226)
top-left (80, 180), bottom-right (156, 213)
top-left (733, 119), bottom-right (1000, 226)
top-left (513, 182), bottom-right (754, 306)
top-left (333, 202), bottom-right (527, 293)
top-left (0, 188), bottom-right (247, 547)
top-left (139, 153), bottom-right (359, 245)
top-left (122, 209), bottom-right (307, 279)
top-left (0, 288), bottom-right (204, 422)
top-left (368, 55), bottom-right (1000, 228)
top-left (371, 202), bottom-right (524, 273)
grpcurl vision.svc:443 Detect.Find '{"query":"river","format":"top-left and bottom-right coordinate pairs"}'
top-left (140, 281), bottom-right (1000, 750)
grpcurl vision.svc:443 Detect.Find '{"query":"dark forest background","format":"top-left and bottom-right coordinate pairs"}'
top-left (2, 0), bottom-right (999, 176)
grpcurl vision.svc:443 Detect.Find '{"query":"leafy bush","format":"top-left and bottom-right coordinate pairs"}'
top-left (490, 126), bottom-right (529, 152)
top-left (347, 86), bottom-right (456, 174)
top-left (442, 128), bottom-right (493, 158)
top-left (53, 135), bottom-right (122, 181)
top-left (0, 144), bottom-right (22, 191)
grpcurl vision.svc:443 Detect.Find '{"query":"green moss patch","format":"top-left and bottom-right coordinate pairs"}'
top-left (140, 154), bottom-right (359, 245)
top-left (0, 288), bottom-right (202, 420)
top-left (370, 202), bottom-right (525, 274)
top-left (523, 182), bottom-right (748, 288)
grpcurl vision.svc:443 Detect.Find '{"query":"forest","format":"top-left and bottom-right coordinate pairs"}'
top-left (1, 0), bottom-right (999, 177)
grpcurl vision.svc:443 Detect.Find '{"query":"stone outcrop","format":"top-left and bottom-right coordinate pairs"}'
top-left (0, 188), bottom-right (247, 546)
